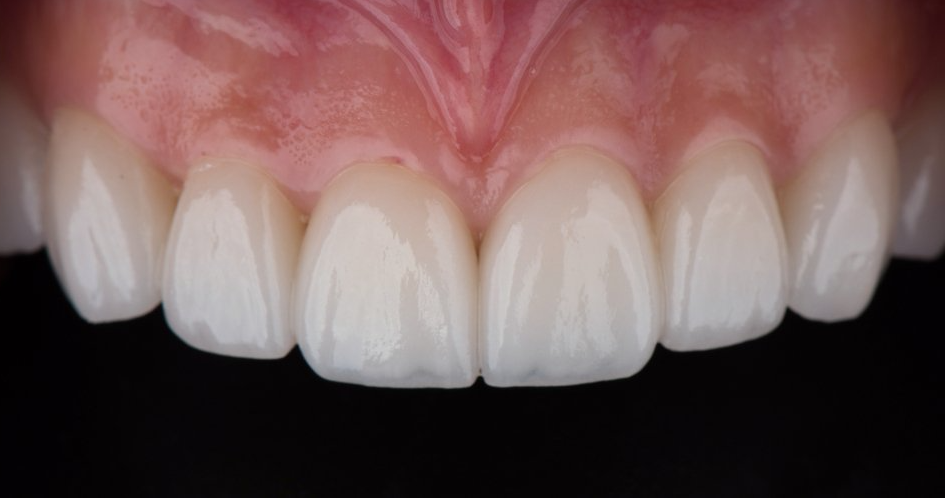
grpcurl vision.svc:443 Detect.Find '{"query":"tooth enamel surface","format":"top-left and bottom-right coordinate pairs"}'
top-left (479, 147), bottom-right (662, 387)
top-left (294, 163), bottom-right (478, 388)
top-left (45, 108), bottom-right (176, 323)
top-left (162, 160), bottom-right (303, 359)
top-left (781, 111), bottom-right (898, 322)
top-left (655, 141), bottom-right (788, 351)
top-left (0, 83), bottom-right (46, 254)
top-left (892, 88), bottom-right (945, 260)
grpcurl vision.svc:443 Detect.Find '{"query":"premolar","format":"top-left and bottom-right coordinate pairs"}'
top-left (44, 108), bottom-right (176, 323)
top-left (654, 141), bottom-right (788, 351)
top-left (780, 111), bottom-right (898, 322)
top-left (162, 159), bottom-right (303, 359)
top-left (294, 163), bottom-right (479, 388)
top-left (479, 147), bottom-right (662, 387)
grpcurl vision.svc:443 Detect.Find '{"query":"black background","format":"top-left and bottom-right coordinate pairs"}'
top-left (1, 251), bottom-right (942, 496)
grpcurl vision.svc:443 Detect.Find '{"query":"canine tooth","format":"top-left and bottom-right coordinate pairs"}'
top-left (781, 111), bottom-right (898, 322)
top-left (479, 147), bottom-right (662, 387)
top-left (163, 160), bottom-right (303, 359)
top-left (45, 108), bottom-right (176, 323)
top-left (0, 82), bottom-right (46, 254)
top-left (294, 163), bottom-right (478, 388)
top-left (654, 141), bottom-right (788, 351)
top-left (892, 88), bottom-right (945, 260)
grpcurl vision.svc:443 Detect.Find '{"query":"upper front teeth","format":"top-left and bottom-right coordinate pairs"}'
top-left (7, 100), bottom-right (935, 387)
top-left (44, 108), bottom-right (176, 323)
top-left (780, 111), bottom-right (898, 323)
top-left (294, 163), bottom-right (479, 388)
top-left (654, 141), bottom-right (788, 351)
top-left (162, 158), bottom-right (304, 360)
top-left (479, 147), bottom-right (661, 387)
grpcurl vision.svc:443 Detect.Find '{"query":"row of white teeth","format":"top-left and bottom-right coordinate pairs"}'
top-left (1, 84), bottom-right (944, 388)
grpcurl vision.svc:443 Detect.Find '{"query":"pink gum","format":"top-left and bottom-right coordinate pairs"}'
top-left (19, 0), bottom-right (943, 236)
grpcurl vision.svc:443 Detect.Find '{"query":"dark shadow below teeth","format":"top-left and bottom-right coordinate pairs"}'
top-left (0, 251), bottom-right (942, 497)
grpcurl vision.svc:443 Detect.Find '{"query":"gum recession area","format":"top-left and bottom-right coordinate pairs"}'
top-left (11, 0), bottom-right (941, 235)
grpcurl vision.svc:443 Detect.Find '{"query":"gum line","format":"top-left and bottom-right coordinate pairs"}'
top-left (11, 0), bottom-right (939, 234)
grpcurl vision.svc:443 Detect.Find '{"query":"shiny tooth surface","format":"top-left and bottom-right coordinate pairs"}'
top-left (163, 160), bottom-right (303, 359)
top-left (654, 141), bottom-right (788, 351)
top-left (892, 87), bottom-right (945, 260)
top-left (780, 111), bottom-right (898, 322)
top-left (45, 108), bottom-right (176, 323)
top-left (294, 163), bottom-right (478, 388)
top-left (0, 82), bottom-right (46, 254)
top-left (479, 147), bottom-right (662, 387)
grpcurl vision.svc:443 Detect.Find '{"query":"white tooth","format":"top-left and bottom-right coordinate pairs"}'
top-left (479, 147), bottom-right (662, 387)
top-left (0, 82), bottom-right (46, 254)
top-left (163, 160), bottom-right (303, 359)
top-left (892, 87), bottom-right (945, 260)
top-left (654, 141), bottom-right (788, 351)
top-left (45, 108), bottom-right (176, 323)
top-left (294, 163), bottom-right (478, 388)
top-left (781, 111), bottom-right (898, 322)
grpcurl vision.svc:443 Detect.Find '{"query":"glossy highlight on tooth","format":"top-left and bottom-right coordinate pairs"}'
top-left (44, 108), bottom-right (176, 324)
top-left (655, 141), bottom-right (788, 351)
top-left (163, 159), bottom-right (303, 360)
top-left (479, 147), bottom-right (662, 387)
top-left (781, 111), bottom-right (899, 323)
top-left (294, 163), bottom-right (479, 388)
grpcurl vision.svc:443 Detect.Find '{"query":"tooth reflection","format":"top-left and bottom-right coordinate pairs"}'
top-left (655, 141), bottom-right (788, 351)
top-left (294, 162), bottom-right (478, 388)
top-left (163, 159), bottom-right (303, 359)
top-left (44, 108), bottom-right (176, 323)
top-left (479, 147), bottom-right (662, 387)
top-left (781, 111), bottom-right (898, 322)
